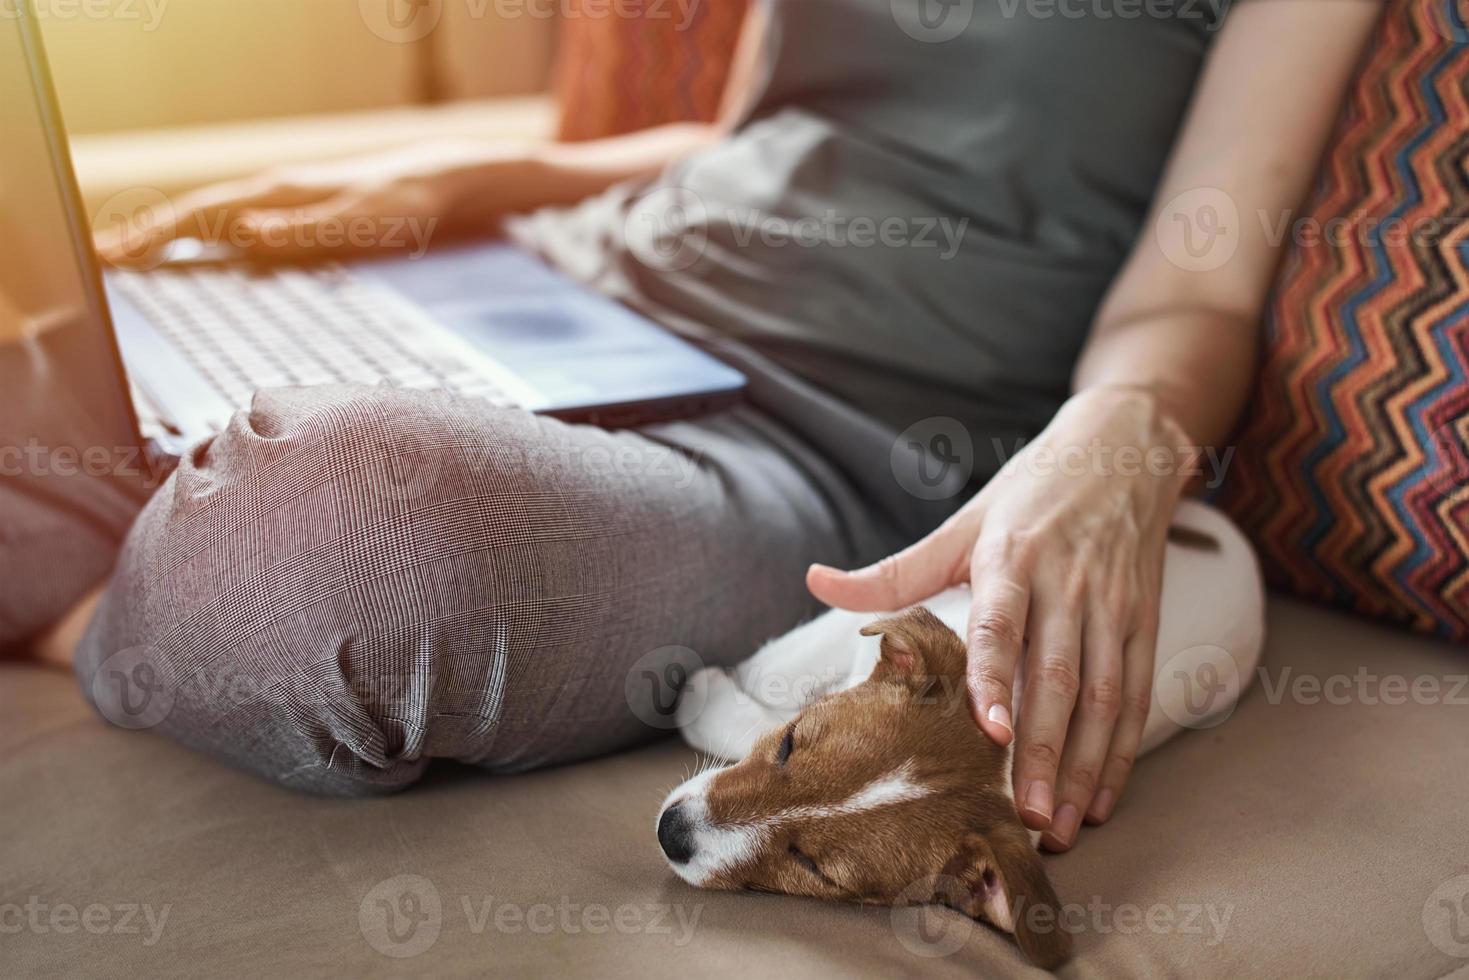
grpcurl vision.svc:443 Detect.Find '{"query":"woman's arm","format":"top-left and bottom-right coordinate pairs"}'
top-left (99, 4), bottom-right (768, 265)
top-left (810, 0), bottom-right (1380, 850)
top-left (1078, 0), bottom-right (1381, 446)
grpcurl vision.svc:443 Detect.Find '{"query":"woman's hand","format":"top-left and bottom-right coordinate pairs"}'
top-left (95, 141), bottom-right (514, 268)
top-left (807, 386), bottom-right (1192, 850)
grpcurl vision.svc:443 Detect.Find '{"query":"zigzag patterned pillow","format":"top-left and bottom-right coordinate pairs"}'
top-left (1220, 0), bottom-right (1468, 641)
top-left (552, 0), bottom-right (749, 142)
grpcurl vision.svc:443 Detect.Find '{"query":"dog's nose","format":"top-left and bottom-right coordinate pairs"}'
top-left (657, 802), bottom-right (697, 864)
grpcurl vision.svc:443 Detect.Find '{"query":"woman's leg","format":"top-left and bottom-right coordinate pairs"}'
top-left (74, 384), bottom-right (907, 795)
top-left (0, 343), bottom-right (152, 653)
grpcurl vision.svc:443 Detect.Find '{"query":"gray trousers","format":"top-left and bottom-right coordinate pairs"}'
top-left (58, 380), bottom-right (943, 795)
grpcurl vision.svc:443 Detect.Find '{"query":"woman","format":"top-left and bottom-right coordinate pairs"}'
top-left (28, 0), bottom-right (1376, 851)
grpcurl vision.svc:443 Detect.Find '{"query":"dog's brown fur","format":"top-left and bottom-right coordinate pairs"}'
top-left (693, 607), bottom-right (1073, 969)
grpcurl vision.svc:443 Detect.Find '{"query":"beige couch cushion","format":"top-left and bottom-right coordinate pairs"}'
top-left (3, 596), bottom-right (1466, 977)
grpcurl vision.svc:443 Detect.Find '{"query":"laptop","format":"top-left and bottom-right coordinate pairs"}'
top-left (1, 0), bottom-right (745, 474)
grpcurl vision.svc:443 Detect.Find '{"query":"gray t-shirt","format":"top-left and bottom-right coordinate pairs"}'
top-left (509, 0), bottom-right (1228, 512)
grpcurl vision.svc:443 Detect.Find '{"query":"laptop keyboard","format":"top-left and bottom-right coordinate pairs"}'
top-left (109, 265), bottom-right (525, 413)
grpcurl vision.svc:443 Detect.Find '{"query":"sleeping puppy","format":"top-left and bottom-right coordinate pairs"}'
top-left (657, 500), bottom-right (1264, 969)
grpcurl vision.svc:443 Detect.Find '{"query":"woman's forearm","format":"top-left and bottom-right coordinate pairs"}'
top-left (1070, 1), bottom-right (1378, 450)
top-left (437, 122), bottom-right (724, 229)
top-left (1071, 307), bottom-right (1260, 449)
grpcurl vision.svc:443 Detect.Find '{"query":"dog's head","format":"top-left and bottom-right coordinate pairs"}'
top-left (656, 607), bottom-right (1071, 969)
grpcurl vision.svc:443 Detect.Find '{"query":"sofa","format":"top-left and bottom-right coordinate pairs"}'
top-left (3, 595), bottom-right (1467, 978)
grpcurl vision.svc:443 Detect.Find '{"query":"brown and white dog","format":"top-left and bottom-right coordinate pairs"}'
top-left (657, 500), bottom-right (1264, 969)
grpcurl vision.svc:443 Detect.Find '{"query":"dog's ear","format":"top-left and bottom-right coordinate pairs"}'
top-left (944, 826), bottom-right (1073, 970)
top-left (860, 607), bottom-right (967, 688)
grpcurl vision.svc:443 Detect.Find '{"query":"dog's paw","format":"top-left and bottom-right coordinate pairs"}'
top-left (678, 667), bottom-right (779, 762)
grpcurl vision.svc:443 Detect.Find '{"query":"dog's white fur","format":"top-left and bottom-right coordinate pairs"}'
top-left (674, 498), bottom-right (1266, 790)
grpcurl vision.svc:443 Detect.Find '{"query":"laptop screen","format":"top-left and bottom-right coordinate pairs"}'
top-left (0, 1), bottom-right (144, 470)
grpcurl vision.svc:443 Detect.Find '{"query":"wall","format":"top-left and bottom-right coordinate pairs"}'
top-left (34, 0), bottom-right (557, 134)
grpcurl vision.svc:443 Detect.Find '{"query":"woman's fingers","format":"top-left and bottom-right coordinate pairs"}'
top-left (94, 178), bottom-right (330, 268)
top-left (1086, 613), bottom-right (1156, 825)
top-left (806, 508), bottom-right (978, 613)
top-left (1012, 588), bottom-right (1082, 831)
top-left (234, 191), bottom-right (380, 260)
top-left (963, 567), bottom-right (1029, 748)
top-left (1042, 604), bottom-right (1123, 851)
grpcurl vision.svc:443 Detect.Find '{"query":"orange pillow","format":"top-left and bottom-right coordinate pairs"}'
top-left (552, 0), bottom-right (749, 141)
top-left (1219, 0), bottom-right (1468, 641)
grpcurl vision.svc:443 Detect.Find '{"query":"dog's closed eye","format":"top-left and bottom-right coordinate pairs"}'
top-left (775, 724), bottom-right (795, 766)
